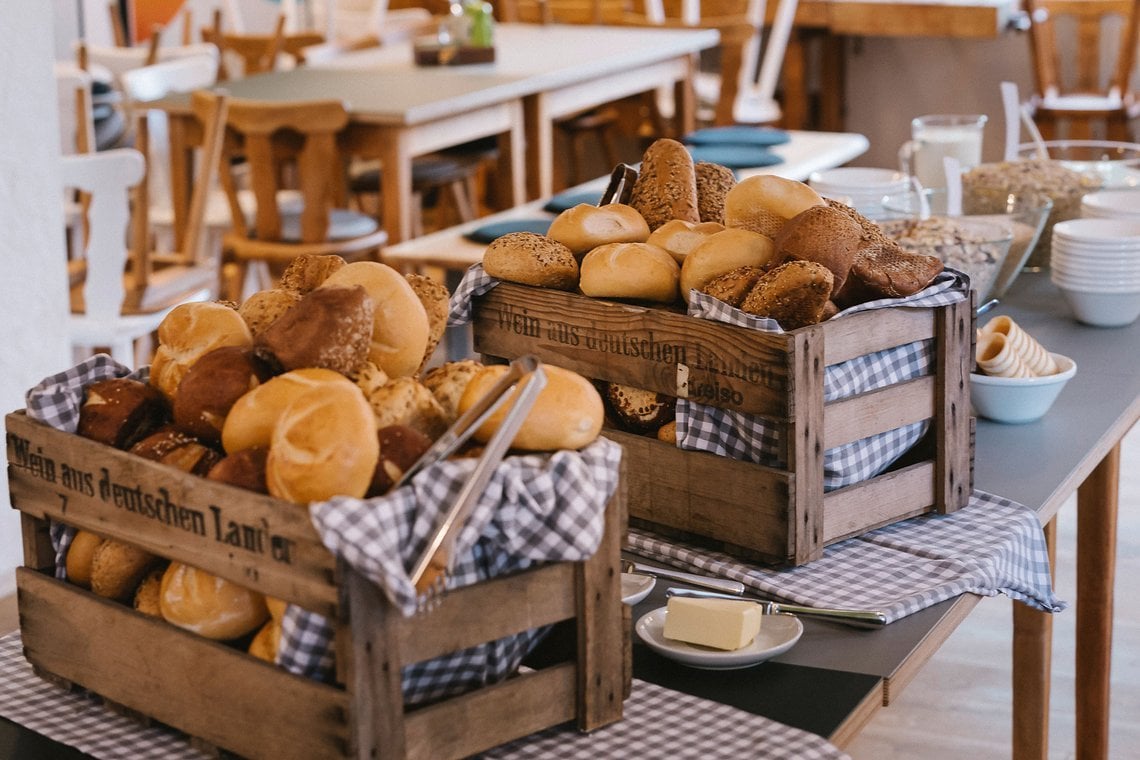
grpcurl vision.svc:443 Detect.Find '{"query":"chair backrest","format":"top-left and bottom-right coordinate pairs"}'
top-left (82, 41), bottom-right (221, 88)
top-left (54, 62), bottom-right (96, 155)
top-left (1026, 0), bottom-right (1140, 102)
top-left (203, 12), bottom-right (325, 78)
top-left (217, 97), bottom-right (350, 244)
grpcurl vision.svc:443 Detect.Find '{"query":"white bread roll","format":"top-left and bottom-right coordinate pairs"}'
top-left (679, 228), bottom-right (779, 303)
top-left (222, 368), bottom-right (354, 454)
top-left (547, 203), bottom-right (650, 255)
top-left (724, 175), bottom-right (825, 239)
top-left (579, 242), bottom-right (680, 303)
top-left (458, 364), bottom-right (603, 451)
top-left (266, 381), bottom-right (379, 502)
top-left (319, 261), bottom-right (430, 379)
top-left (646, 219), bottom-right (726, 263)
top-left (159, 562), bottom-right (269, 640)
top-left (150, 302), bottom-right (253, 403)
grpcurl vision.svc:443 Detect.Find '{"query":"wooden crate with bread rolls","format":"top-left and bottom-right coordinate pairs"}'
top-left (466, 139), bottom-right (976, 567)
top-left (5, 255), bottom-right (629, 759)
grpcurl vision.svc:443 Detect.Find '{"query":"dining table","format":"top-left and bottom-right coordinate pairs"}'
top-left (154, 23), bottom-right (719, 246)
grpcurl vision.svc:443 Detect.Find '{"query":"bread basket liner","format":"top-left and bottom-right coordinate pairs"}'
top-left (24, 355), bottom-right (622, 705)
top-left (449, 264), bottom-right (970, 490)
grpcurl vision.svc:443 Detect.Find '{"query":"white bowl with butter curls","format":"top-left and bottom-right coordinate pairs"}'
top-left (971, 316), bottom-right (1076, 423)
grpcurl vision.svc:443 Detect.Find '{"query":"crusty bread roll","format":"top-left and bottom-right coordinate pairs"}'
top-left (422, 359), bottom-right (484, 423)
top-left (90, 538), bottom-right (160, 602)
top-left (740, 260), bottom-right (835, 329)
top-left (363, 377), bottom-right (449, 440)
top-left (319, 261), bottom-right (430, 379)
top-left (679, 228), bottom-right (778, 303)
top-left (483, 232), bottom-right (580, 290)
top-left (458, 364), bottom-right (604, 451)
top-left (579, 242), bottom-right (680, 303)
top-left (66, 529), bottom-right (105, 588)
top-left (238, 288), bottom-right (302, 337)
top-left (159, 562), bottom-right (269, 640)
top-left (173, 346), bottom-right (272, 444)
top-left (404, 273), bottom-right (450, 372)
top-left (629, 138), bottom-right (700, 230)
top-left (266, 381), bottom-right (379, 503)
top-left (547, 203), bottom-right (650, 255)
top-left (279, 254), bottom-right (346, 294)
top-left (255, 284), bottom-right (374, 376)
top-left (602, 382), bottom-right (676, 433)
top-left (695, 161), bottom-right (736, 225)
top-left (774, 204), bottom-right (863, 297)
top-left (77, 378), bottom-right (169, 450)
top-left (222, 368), bottom-right (356, 454)
top-left (725, 175), bottom-right (825, 239)
top-left (646, 219), bottom-right (726, 264)
top-left (150, 302), bottom-right (253, 403)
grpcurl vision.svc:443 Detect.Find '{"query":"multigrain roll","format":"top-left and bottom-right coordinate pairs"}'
top-left (725, 175), bottom-right (825, 239)
top-left (404, 272), bottom-right (450, 371)
top-left (773, 204), bottom-right (864, 297)
top-left (320, 261), bottom-right (430, 379)
top-left (278, 253), bottom-right (346, 294)
top-left (629, 138), bottom-right (700, 230)
top-left (646, 219), bottom-right (725, 263)
top-left (422, 359), bottom-right (484, 423)
top-left (458, 364), bottom-right (604, 451)
top-left (694, 161), bottom-right (736, 224)
top-left (133, 566), bottom-right (165, 617)
top-left (89, 539), bottom-right (160, 602)
top-left (363, 376), bottom-right (449, 440)
top-left (159, 562), bottom-right (269, 640)
top-left (150, 301), bottom-right (253, 403)
top-left (547, 203), bottom-right (650, 255)
top-left (222, 368), bottom-right (356, 454)
top-left (483, 232), bottom-right (579, 290)
top-left (740, 260), bottom-right (834, 329)
top-left (255, 284), bottom-right (374, 376)
top-left (679, 228), bottom-right (778, 303)
top-left (579, 242), bottom-right (680, 303)
top-left (237, 288), bottom-right (302, 337)
top-left (699, 265), bottom-right (768, 309)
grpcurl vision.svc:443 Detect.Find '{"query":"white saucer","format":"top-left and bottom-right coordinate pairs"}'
top-left (635, 606), bottom-right (804, 670)
top-left (621, 573), bottom-right (656, 605)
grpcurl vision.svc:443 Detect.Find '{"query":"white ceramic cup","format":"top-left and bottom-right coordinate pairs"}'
top-left (899, 114), bottom-right (987, 191)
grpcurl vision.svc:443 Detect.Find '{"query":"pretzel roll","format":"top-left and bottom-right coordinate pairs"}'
top-left (173, 346), bottom-right (274, 444)
top-left (482, 232), bottom-right (579, 290)
top-left (579, 242), bottom-right (681, 303)
top-left (547, 203), bottom-right (650, 255)
top-left (458, 364), bottom-right (603, 451)
top-left (725, 175), bottom-right (825, 239)
top-left (77, 378), bottom-right (169, 450)
top-left (222, 368), bottom-right (355, 454)
top-left (646, 219), bottom-right (725, 264)
top-left (150, 301), bottom-right (253, 403)
top-left (319, 261), bottom-right (430, 379)
top-left (679, 228), bottom-right (778, 303)
top-left (266, 381), bottom-right (379, 503)
top-left (629, 138), bottom-right (700, 230)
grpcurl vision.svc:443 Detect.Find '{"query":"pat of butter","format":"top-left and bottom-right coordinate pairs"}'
top-left (663, 597), bottom-right (762, 651)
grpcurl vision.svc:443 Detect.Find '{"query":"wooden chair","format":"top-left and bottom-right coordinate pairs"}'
top-left (203, 11), bottom-right (325, 80)
top-left (212, 95), bottom-right (388, 301)
top-left (55, 62), bottom-right (97, 274)
top-left (1025, 0), bottom-right (1140, 140)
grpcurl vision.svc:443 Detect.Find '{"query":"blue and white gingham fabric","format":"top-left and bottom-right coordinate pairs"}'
top-left (450, 265), bottom-right (970, 489)
top-left (23, 356), bottom-right (623, 706)
top-left (627, 488), bottom-right (1066, 624)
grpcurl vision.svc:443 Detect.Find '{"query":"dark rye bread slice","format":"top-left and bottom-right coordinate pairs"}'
top-left (835, 241), bottom-right (944, 306)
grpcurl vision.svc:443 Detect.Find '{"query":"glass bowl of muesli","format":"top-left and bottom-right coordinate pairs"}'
top-left (879, 215), bottom-right (1014, 302)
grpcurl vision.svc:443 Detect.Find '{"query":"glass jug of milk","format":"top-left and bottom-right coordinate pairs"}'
top-left (899, 114), bottom-right (987, 191)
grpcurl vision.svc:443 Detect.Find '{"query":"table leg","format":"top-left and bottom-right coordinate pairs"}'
top-left (379, 129), bottom-right (414, 245)
top-left (1076, 443), bottom-right (1120, 760)
top-left (819, 33), bottom-right (847, 132)
top-left (780, 29), bottom-right (808, 130)
top-left (1012, 516), bottom-right (1056, 760)
top-left (168, 115), bottom-right (193, 251)
top-left (673, 54), bottom-right (697, 137)
top-left (523, 94), bottom-right (553, 201)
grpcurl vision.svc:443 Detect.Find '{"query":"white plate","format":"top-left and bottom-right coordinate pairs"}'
top-left (621, 573), bottom-right (656, 605)
top-left (635, 606), bottom-right (804, 670)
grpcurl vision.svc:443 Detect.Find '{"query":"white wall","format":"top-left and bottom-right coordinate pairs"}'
top-left (1, 5), bottom-right (71, 597)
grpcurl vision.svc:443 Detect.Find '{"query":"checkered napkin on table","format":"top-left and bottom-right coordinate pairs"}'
top-left (627, 488), bottom-right (1067, 624)
top-left (450, 265), bottom-right (970, 489)
top-left (22, 355), bottom-right (623, 706)
top-left (0, 631), bottom-right (850, 760)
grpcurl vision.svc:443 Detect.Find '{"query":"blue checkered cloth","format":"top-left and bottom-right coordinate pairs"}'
top-left (450, 265), bottom-right (970, 489)
top-left (23, 356), bottom-right (623, 707)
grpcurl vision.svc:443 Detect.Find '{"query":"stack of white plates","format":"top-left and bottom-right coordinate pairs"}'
top-left (808, 167), bottom-right (910, 219)
top-left (1080, 189), bottom-right (1140, 221)
top-left (1050, 218), bottom-right (1140, 326)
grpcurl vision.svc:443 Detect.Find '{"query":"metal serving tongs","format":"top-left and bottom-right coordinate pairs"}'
top-left (598, 163), bottom-right (638, 206)
top-left (407, 356), bottom-right (547, 610)
top-left (665, 587), bottom-right (888, 628)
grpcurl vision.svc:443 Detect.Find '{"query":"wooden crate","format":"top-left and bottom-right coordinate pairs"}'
top-left (471, 283), bottom-right (975, 566)
top-left (5, 410), bottom-right (628, 760)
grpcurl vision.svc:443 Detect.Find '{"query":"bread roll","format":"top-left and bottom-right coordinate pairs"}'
top-left (422, 359), bottom-right (484, 423)
top-left (695, 161), bottom-right (736, 224)
top-left (238, 288), bottom-right (301, 337)
top-left (679, 228), bottom-right (778, 303)
top-left (207, 447), bottom-right (270, 494)
top-left (547, 203), bottom-right (650, 255)
top-left (725, 175), bottom-right (825, 239)
top-left (66, 529), bottom-right (104, 588)
top-left (740, 260), bottom-right (834, 329)
top-left (774, 204), bottom-right (863, 297)
top-left (404, 272), bottom-right (450, 372)
top-left (579, 242), bottom-right (680, 303)
top-left (629, 138), bottom-right (700, 230)
top-left (159, 562), bottom-right (269, 640)
top-left (90, 538), bottom-right (160, 602)
top-left (367, 424), bottom-right (434, 497)
top-left (834, 241), bottom-right (944, 306)
top-left (483, 232), bottom-right (580, 290)
top-left (150, 302), bottom-right (253, 403)
top-left (278, 253), bottom-right (346, 294)
top-left (222, 368), bottom-right (355, 454)
top-left (173, 346), bottom-right (273, 444)
top-left (255, 284), bottom-right (374, 376)
top-left (248, 619), bottom-right (281, 663)
top-left (133, 566), bottom-right (165, 617)
top-left (364, 377), bottom-right (449, 440)
top-left (129, 426), bottom-right (222, 476)
top-left (77, 378), bottom-right (169, 450)
top-left (656, 419), bottom-right (678, 444)
top-left (458, 364), bottom-right (603, 451)
top-left (266, 381), bottom-right (379, 503)
top-left (320, 261), bottom-right (430, 379)
top-left (700, 265), bottom-right (768, 309)
top-left (646, 219), bottom-right (725, 263)
top-left (602, 382), bottom-right (676, 433)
